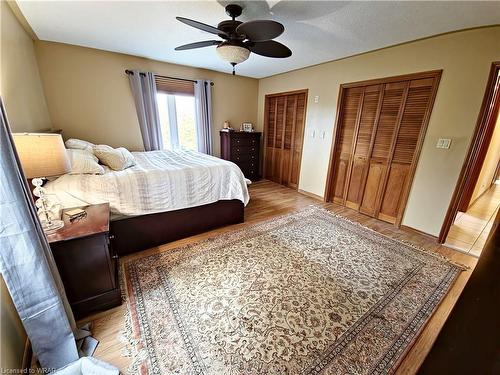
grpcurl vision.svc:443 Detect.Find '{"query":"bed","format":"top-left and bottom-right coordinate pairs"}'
top-left (44, 149), bottom-right (249, 255)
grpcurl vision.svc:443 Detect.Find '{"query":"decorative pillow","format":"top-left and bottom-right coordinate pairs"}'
top-left (92, 145), bottom-right (136, 171)
top-left (67, 149), bottom-right (105, 175)
top-left (65, 138), bottom-right (94, 151)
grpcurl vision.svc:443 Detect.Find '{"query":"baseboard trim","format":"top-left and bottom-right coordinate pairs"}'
top-left (298, 189), bottom-right (324, 201)
top-left (22, 338), bottom-right (32, 371)
top-left (401, 225), bottom-right (438, 241)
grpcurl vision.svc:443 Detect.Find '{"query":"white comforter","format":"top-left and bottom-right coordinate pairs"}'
top-left (44, 150), bottom-right (250, 218)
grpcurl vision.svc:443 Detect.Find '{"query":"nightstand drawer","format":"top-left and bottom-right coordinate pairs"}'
top-left (51, 234), bottom-right (115, 303)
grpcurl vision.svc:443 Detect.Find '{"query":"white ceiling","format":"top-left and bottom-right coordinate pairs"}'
top-left (17, 1), bottom-right (500, 79)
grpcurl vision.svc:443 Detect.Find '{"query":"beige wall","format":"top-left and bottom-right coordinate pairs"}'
top-left (471, 110), bottom-right (500, 203)
top-left (0, 3), bottom-right (37, 370)
top-left (1, 276), bottom-right (26, 370)
top-left (35, 41), bottom-right (259, 156)
top-left (0, 1), bottom-right (51, 132)
top-left (258, 26), bottom-right (500, 236)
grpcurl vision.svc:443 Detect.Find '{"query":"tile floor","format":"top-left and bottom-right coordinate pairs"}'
top-left (445, 181), bottom-right (500, 257)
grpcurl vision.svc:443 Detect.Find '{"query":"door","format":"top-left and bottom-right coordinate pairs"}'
top-left (264, 90), bottom-right (308, 189)
top-left (326, 71), bottom-right (441, 226)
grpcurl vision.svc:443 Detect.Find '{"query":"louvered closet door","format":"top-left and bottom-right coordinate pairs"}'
top-left (331, 87), bottom-right (364, 204)
top-left (328, 71), bottom-right (440, 226)
top-left (265, 96), bottom-right (278, 182)
top-left (359, 81), bottom-right (408, 217)
top-left (264, 91), bottom-right (307, 189)
top-left (344, 85), bottom-right (382, 210)
top-left (377, 78), bottom-right (435, 223)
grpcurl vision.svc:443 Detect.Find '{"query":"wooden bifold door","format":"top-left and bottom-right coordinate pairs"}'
top-left (263, 90), bottom-right (308, 189)
top-left (326, 70), bottom-right (441, 226)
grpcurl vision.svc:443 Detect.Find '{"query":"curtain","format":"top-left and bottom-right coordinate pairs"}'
top-left (0, 99), bottom-right (79, 370)
top-left (194, 80), bottom-right (213, 155)
top-left (128, 70), bottom-right (163, 151)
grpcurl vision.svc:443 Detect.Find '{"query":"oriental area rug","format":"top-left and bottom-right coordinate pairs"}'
top-left (120, 207), bottom-right (463, 374)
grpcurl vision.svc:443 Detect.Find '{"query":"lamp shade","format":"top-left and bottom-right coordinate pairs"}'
top-left (13, 133), bottom-right (71, 178)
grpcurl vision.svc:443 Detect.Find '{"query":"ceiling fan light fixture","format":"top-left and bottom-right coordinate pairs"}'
top-left (216, 43), bottom-right (250, 64)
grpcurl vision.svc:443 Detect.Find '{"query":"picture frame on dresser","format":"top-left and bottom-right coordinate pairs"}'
top-left (220, 130), bottom-right (261, 182)
top-left (241, 122), bottom-right (254, 132)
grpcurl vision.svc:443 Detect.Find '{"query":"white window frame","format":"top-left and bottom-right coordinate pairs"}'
top-left (166, 94), bottom-right (180, 150)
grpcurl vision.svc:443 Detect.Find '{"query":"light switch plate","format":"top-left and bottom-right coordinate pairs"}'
top-left (436, 138), bottom-right (452, 149)
top-left (314, 95), bottom-right (320, 103)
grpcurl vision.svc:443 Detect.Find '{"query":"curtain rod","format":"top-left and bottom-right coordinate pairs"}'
top-left (125, 69), bottom-right (214, 86)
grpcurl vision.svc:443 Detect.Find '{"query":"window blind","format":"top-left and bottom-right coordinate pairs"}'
top-left (155, 76), bottom-right (195, 96)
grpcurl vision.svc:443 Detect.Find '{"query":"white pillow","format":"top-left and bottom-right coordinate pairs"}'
top-left (67, 149), bottom-right (105, 175)
top-left (92, 145), bottom-right (136, 171)
top-left (65, 138), bottom-right (94, 151)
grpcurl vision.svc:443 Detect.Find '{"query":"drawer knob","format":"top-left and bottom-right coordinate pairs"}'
top-left (109, 234), bottom-right (115, 240)
top-left (112, 254), bottom-right (119, 259)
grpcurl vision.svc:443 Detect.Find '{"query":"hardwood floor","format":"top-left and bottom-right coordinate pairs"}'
top-left (84, 180), bottom-right (478, 374)
top-left (445, 182), bottom-right (500, 257)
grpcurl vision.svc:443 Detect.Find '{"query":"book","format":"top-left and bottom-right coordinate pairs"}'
top-left (64, 208), bottom-right (86, 219)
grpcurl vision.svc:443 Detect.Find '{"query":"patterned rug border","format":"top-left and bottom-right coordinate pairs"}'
top-left (118, 205), bottom-right (466, 374)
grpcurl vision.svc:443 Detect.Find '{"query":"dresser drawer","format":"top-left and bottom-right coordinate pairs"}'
top-left (231, 152), bottom-right (258, 163)
top-left (231, 145), bottom-right (258, 156)
top-left (231, 137), bottom-right (259, 147)
top-left (239, 161), bottom-right (258, 172)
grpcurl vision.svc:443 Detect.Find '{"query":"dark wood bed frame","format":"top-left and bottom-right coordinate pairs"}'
top-left (109, 200), bottom-right (244, 255)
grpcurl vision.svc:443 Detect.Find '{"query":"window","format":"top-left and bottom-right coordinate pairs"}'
top-left (157, 93), bottom-right (198, 151)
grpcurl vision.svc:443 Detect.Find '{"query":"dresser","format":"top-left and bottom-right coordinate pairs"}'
top-left (220, 131), bottom-right (261, 181)
top-left (47, 203), bottom-right (121, 318)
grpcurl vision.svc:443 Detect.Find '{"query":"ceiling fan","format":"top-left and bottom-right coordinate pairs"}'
top-left (175, 4), bottom-right (292, 75)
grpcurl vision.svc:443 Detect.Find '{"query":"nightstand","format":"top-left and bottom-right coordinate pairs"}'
top-left (47, 203), bottom-right (121, 318)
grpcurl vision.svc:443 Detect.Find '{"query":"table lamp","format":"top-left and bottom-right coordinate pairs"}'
top-left (13, 133), bottom-right (71, 233)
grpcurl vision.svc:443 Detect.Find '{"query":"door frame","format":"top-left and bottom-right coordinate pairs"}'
top-left (324, 70), bottom-right (442, 227)
top-left (262, 89), bottom-right (309, 189)
top-left (438, 61), bottom-right (500, 243)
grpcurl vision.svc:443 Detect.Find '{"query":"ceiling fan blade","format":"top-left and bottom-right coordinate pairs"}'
top-left (175, 40), bottom-right (222, 51)
top-left (236, 20), bottom-right (284, 42)
top-left (247, 40), bottom-right (292, 58)
top-left (176, 17), bottom-right (228, 37)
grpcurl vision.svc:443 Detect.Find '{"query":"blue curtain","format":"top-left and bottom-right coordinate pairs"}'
top-left (194, 79), bottom-right (213, 155)
top-left (0, 98), bottom-right (79, 370)
top-left (128, 70), bottom-right (163, 151)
